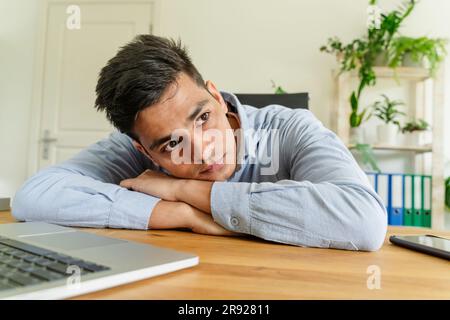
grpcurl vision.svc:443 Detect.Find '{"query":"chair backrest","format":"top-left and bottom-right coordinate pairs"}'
top-left (235, 92), bottom-right (309, 110)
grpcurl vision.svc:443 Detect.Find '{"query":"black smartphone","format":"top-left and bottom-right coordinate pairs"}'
top-left (389, 235), bottom-right (450, 261)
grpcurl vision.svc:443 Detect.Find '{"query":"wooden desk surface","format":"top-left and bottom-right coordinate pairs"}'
top-left (1, 210), bottom-right (449, 299)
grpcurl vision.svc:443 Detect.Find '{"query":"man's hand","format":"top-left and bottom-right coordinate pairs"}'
top-left (120, 170), bottom-right (213, 214)
top-left (120, 169), bottom-right (180, 201)
top-left (150, 200), bottom-right (237, 236)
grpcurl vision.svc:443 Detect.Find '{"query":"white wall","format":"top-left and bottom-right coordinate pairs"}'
top-left (0, 0), bottom-right (39, 198)
top-left (0, 0), bottom-right (449, 199)
top-left (396, 0), bottom-right (450, 177)
top-left (156, 0), bottom-right (369, 128)
top-left (155, 0), bottom-right (450, 172)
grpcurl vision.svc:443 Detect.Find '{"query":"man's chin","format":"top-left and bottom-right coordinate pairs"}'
top-left (196, 164), bottom-right (235, 181)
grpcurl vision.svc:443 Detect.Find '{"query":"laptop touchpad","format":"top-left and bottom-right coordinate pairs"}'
top-left (22, 231), bottom-right (126, 251)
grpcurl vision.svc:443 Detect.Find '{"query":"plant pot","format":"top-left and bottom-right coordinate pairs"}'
top-left (376, 124), bottom-right (399, 145)
top-left (373, 51), bottom-right (389, 66)
top-left (402, 52), bottom-right (424, 68)
top-left (350, 127), bottom-right (365, 144)
top-left (403, 131), bottom-right (423, 146)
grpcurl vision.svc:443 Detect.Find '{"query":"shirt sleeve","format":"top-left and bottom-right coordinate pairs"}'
top-left (11, 131), bottom-right (160, 230)
top-left (210, 110), bottom-right (387, 251)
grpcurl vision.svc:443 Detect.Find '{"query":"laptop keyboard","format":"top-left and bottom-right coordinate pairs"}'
top-left (0, 236), bottom-right (110, 292)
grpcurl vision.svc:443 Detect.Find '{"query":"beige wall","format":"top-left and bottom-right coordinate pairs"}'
top-left (0, 0), bottom-right (449, 198)
top-left (155, 0), bottom-right (450, 170)
top-left (156, 0), bottom-right (450, 174)
top-left (0, 0), bottom-right (39, 197)
top-left (156, 0), bottom-right (368, 128)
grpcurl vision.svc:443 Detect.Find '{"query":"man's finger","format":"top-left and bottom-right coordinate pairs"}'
top-left (120, 179), bottom-right (133, 188)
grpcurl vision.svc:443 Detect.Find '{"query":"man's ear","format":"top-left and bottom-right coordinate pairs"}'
top-left (132, 140), bottom-right (145, 154)
top-left (132, 140), bottom-right (158, 165)
top-left (205, 80), bottom-right (228, 114)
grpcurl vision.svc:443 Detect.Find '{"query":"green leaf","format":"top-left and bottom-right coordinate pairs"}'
top-left (371, 94), bottom-right (405, 125)
top-left (274, 86), bottom-right (287, 94)
top-left (350, 92), bottom-right (358, 111)
top-left (355, 144), bottom-right (381, 173)
top-left (446, 176), bottom-right (450, 209)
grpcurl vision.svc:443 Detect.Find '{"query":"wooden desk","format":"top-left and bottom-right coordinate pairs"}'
top-left (1, 210), bottom-right (449, 299)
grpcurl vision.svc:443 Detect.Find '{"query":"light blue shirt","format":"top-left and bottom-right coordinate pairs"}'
top-left (12, 91), bottom-right (387, 251)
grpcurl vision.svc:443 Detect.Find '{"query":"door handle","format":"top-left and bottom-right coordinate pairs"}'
top-left (40, 130), bottom-right (58, 160)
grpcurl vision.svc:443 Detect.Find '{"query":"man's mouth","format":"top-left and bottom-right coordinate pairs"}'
top-left (200, 154), bottom-right (226, 174)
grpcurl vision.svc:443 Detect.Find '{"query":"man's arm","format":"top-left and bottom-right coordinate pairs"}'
top-left (175, 179), bottom-right (213, 213)
top-left (119, 169), bottom-right (214, 214)
top-left (117, 110), bottom-right (387, 250)
top-left (208, 110), bottom-right (387, 251)
top-left (151, 200), bottom-right (236, 235)
top-left (12, 131), bottom-right (160, 229)
top-left (13, 131), bottom-right (233, 235)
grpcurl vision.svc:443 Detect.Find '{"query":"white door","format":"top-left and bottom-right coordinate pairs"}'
top-left (30, 0), bottom-right (155, 172)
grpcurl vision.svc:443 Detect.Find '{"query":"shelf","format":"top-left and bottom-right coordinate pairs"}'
top-left (335, 62), bottom-right (445, 229)
top-left (349, 66), bottom-right (431, 81)
top-left (347, 144), bottom-right (432, 153)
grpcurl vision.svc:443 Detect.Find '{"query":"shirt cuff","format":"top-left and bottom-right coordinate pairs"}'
top-left (210, 181), bottom-right (251, 233)
top-left (109, 188), bottom-right (160, 230)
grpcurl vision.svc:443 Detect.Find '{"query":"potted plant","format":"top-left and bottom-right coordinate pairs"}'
top-left (320, 0), bottom-right (417, 134)
top-left (401, 118), bottom-right (429, 145)
top-left (371, 94), bottom-right (405, 144)
top-left (388, 36), bottom-right (448, 75)
top-left (271, 80), bottom-right (287, 94)
top-left (349, 92), bottom-right (372, 143)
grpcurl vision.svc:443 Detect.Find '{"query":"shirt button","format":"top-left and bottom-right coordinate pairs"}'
top-left (230, 217), bottom-right (239, 227)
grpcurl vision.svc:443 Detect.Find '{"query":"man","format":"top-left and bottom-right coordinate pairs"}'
top-left (12, 35), bottom-right (387, 251)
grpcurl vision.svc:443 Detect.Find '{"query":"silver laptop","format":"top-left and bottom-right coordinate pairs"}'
top-left (0, 222), bottom-right (199, 299)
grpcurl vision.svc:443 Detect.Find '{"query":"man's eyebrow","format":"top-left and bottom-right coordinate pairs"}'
top-left (187, 99), bottom-right (209, 122)
top-left (148, 99), bottom-right (210, 151)
top-left (149, 134), bottom-right (172, 151)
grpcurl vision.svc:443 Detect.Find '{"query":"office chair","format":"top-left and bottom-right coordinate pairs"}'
top-left (235, 92), bottom-right (309, 110)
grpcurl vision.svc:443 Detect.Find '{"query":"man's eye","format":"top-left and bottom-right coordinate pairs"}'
top-left (163, 137), bottom-right (183, 152)
top-left (196, 112), bottom-right (210, 126)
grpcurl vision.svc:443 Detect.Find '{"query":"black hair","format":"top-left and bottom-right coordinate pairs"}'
top-left (95, 34), bottom-right (205, 140)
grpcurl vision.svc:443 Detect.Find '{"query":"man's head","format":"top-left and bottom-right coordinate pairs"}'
top-left (95, 34), bottom-right (237, 181)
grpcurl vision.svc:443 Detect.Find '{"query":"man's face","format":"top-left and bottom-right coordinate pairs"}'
top-left (132, 72), bottom-right (237, 181)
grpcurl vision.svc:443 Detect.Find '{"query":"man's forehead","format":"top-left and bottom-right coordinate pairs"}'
top-left (145, 75), bottom-right (205, 117)
top-left (140, 93), bottom-right (208, 126)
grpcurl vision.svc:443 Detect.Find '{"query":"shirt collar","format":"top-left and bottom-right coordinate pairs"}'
top-left (220, 90), bottom-right (254, 178)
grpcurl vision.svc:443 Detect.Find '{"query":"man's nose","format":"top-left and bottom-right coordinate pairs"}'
top-left (191, 133), bottom-right (215, 164)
